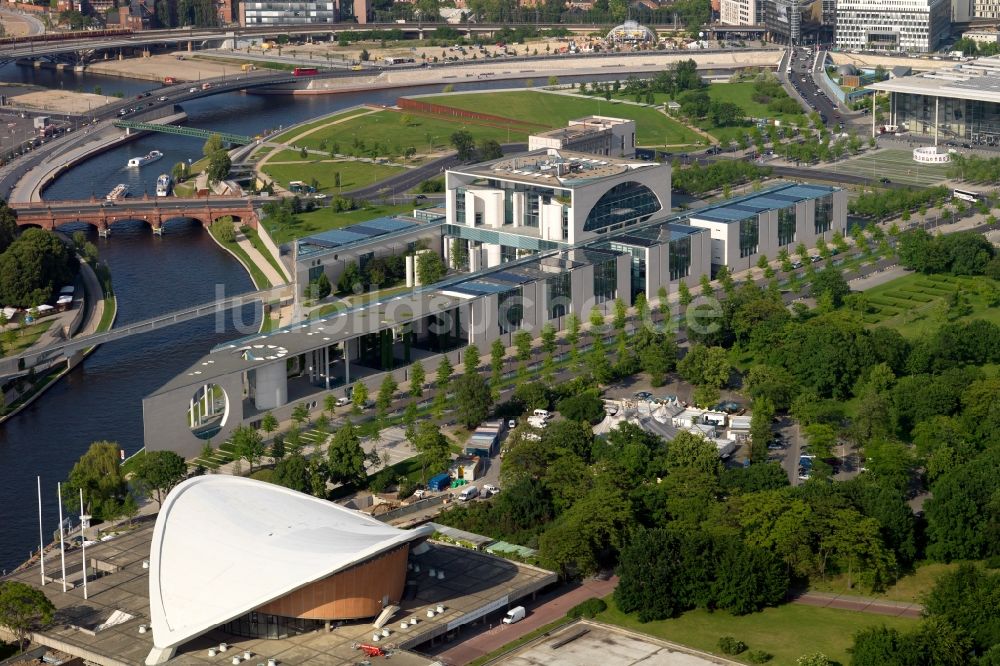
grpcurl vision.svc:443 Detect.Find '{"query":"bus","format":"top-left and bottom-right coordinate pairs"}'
top-left (382, 57), bottom-right (415, 66)
top-left (953, 188), bottom-right (981, 203)
top-left (292, 67), bottom-right (319, 77)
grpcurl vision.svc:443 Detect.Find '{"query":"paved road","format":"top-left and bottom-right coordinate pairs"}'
top-left (791, 591), bottom-right (923, 619)
top-left (429, 576), bottom-right (619, 665)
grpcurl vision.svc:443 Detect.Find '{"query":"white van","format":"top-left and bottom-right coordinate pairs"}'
top-left (532, 409), bottom-right (550, 420)
top-left (502, 606), bottom-right (526, 624)
top-left (458, 486), bottom-right (479, 501)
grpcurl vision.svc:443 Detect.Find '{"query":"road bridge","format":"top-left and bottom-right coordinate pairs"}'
top-left (11, 197), bottom-right (260, 234)
top-left (113, 120), bottom-right (254, 145)
top-left (0, 284), bottom-right (290, 378)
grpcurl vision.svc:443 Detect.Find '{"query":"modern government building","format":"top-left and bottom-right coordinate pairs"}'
top-left (142, 118), bottom-right (847, 458)
top-left (869, 55), bottom-right (1000, 145)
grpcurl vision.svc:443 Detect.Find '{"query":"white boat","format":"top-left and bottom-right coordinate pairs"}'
top-left (106, 183), bottom-right (128, 200)
top-left (127, 150), bottom-right (164, 168)
top-left (155, 173), bottom-right (172, 197)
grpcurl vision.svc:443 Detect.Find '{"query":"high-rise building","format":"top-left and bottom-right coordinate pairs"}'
top-left (834, 0), bottom-right (950, 52)
top-left (765, 0), bottom-right (830, 44)
top-left (973, 0), bottom-right (1000, 19)
top-left (240, 0), bottom-right (368, 25)
top-left (720, 0), bottom-right (763, 26)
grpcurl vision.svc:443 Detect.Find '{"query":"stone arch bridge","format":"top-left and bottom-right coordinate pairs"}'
top-left (10, 197), bottom-right (259, 235)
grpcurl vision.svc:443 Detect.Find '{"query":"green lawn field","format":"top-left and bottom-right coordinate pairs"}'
top-left (419, 90), bottom-right (705, 147)
top-left (821, 149), bottom-right (952, 188)
top-left (267, 202), bottom-right (420, 244)
top-left (597, 596), bottom-right (919, 665)
top-left (860, 272), bottom-right (999, 337)
top-left (703, 82), bottom-right (809, 141)
top-left (810, 561), bottom-right (965, 603)
top-left (261, 159), bottom-right (403, 195)
top-left (292, 109), bottom-right (520, 157)
top-left (271, 108), bottom-right (375, 144)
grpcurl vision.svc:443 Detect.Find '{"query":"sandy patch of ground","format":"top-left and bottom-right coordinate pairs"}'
top-left (10, 90), bottom-right (118, 114)
top-left (84, 52), bottom-right (245, 82)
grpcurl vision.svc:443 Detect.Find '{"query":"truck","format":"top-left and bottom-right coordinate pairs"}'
top-left (427, 473), bottom-right (452, 492)
top-left (201, 82), bottom-right (212, 90)
top-left (293, 67), bottom-right (319, 76)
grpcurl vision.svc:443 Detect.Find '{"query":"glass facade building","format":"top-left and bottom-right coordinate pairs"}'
top-left (815, 194), bottom-right (833, 234)
top-left (669, 236), bottom-right (692, 280)
top-left (739, 217), bottom-right (759, 258)
top-left (777, 205), bottom-right (797, 247)
top-left (583, 182), bottom-right (661, 233)
top-left (593, 257), bottom-right (618, 304)
top-left (546, 273), bottom-right (571, 319)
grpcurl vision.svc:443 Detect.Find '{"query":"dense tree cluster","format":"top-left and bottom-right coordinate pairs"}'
top-left (848, 186), bottom-right (949, 221)
top-left (0, 228), bottom-right (77, 308)
top-left (898, 229), bottom-right (996, 276)
top-left (850, 564), bottom-right (1000, 664)
top-left (672, 161), bottom-right (771, 196)
top-left (947, 152), bottom-right (1000, 182)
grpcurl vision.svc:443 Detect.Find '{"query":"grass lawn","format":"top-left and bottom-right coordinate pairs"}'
top-left (271, 108), bottom-right (376, 144)
top-left (597, 596), bottom-right (919, 665)
top-left (418, 90), bottom-right (705, 148)
top-left (861, 272), bottom-right (999, 337)
top-left (292, 108), bottom-right (520, 158)
top-left (810, 561), bottom-right (965, 604)
top-left (96, 294), bottom-right (116, 333)
top-left (268, 202), bottom-right (419, 244)
top-left (209, 224), bottom-right (272, 289)
top-left (821, 149), bottom-right (952, 188)
top-left (1, 320), bottom-right (52, 357)
top-left (190, 54), bottom-right (296, 72)
top-left (243, 227), bottom-right (286, 282)
top-left (261, 158), bottom-right (403, 194)
top-left (703, 82), bottom-right (808, 142)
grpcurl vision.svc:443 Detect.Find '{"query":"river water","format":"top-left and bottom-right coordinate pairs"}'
top-left (0, 62), bottom-right (599, 570)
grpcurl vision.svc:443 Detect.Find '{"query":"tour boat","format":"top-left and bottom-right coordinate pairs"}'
top-left (127, 150), bottom-right (164, 168)
top-left (155, 173), bottom-right (172, 197)
top-left (106, 183), bottom-right (129, 200)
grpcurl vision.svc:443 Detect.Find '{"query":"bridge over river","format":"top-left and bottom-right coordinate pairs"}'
top-left (11, 196), bottom-right (260, 234)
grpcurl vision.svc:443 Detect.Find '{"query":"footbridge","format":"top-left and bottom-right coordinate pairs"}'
top-left (11, 197), bottom-right (260, 235)
top-left (113, 121), bottom-right (254, 145)
top-left (0, 285), bottom-right (290, 378)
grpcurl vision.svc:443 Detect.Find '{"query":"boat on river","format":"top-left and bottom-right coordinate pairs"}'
top-left (127, 150), bottom-right (163, 168)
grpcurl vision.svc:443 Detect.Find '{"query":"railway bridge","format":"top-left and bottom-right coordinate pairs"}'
top-left (10, 196), bottom-right (260, 235)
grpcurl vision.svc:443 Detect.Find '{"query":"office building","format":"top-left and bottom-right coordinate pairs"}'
top-left (527, 116), bottom-right (637, 158)
top-left (834, 0), bottom-right (950, 52)
top-left (868, 56), bottom-right (1000, 144)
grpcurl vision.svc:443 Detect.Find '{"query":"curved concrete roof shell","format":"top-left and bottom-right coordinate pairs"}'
top-left (147, 476), bottom-right (428, 662)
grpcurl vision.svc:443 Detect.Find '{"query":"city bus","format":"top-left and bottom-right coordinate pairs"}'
top-left (953, 188), bottom-right (981, 203)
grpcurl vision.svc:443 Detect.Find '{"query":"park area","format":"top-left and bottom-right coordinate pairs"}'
top-left (261, 156), bottom-right (403, 195)
top-left (596, 597), bottom-right (918, 665)
top-left (820, 149), bottom-right (952, 188)
top-left (859, 272), bottom-right (1000, 337)
top-left (415, 90), bottom-right (705, 148)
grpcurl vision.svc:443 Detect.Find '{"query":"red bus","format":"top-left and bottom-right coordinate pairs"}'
top-left (292, 67), bottom-right (319, 77)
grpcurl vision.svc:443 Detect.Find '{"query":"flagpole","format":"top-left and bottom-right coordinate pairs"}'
top-left (79, 488), bottom-right (88, 600)
top-left (57, 482), bottom-right (66, 593)
top-left (37, 476), bottom-right (45, 586)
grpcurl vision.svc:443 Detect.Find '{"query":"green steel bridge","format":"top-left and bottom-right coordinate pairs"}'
top-left (113, 120), bottom-right (254, 145)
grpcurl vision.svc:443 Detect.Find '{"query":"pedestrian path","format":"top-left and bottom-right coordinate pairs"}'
top-left (791, 591), bottom-right (923, 618)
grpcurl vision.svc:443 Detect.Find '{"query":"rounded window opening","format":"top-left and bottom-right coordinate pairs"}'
top-left (188, 383), bottom-right (229, 440)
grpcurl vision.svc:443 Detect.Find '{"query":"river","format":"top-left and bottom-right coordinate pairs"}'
top-left (0, 62), bottom-right (614, 571)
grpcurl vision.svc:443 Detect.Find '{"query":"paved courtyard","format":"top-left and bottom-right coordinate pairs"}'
top-left (494, 621), bottom-right (737, 666)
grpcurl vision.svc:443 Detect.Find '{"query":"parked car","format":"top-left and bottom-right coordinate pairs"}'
top-left (482, 484), bottom-right (500, 497)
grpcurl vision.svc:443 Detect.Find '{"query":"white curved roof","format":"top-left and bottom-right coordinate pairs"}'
top-left (148, 476), bottom-right (429, 656)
